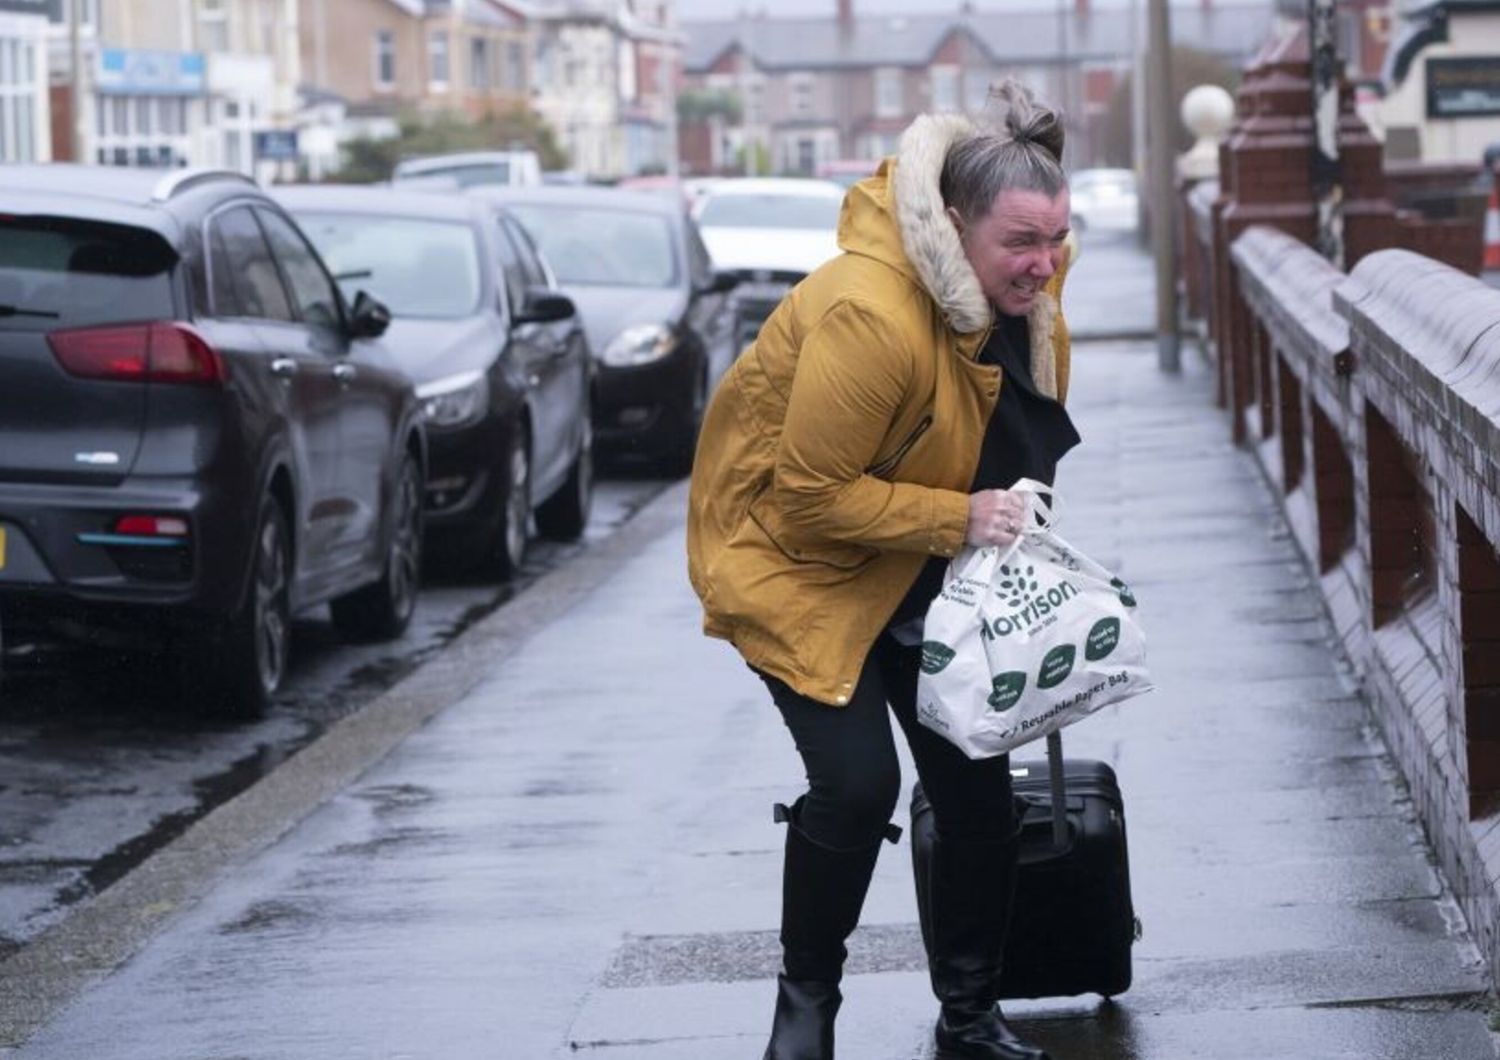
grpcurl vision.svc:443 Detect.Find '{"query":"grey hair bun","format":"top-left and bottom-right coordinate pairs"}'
top-left (985, 77), bottom-right (1065, 164)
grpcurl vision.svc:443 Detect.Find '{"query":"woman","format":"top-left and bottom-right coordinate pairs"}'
top-left (686, 80), bottom-right (1078, 1060)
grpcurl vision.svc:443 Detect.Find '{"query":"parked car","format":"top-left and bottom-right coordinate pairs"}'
top-left (1068, 167), bottom-right (1139, 233)
top-left (391, 150), bottom-right (542, 190)
top-left (274, 185), bottom-right (593, 578)
top-left (475, 185), bottom-right (739, 474)
top-left (691, 177), bottom-right (845, 346)
top-left (0, 165), bottom-right (426, 717)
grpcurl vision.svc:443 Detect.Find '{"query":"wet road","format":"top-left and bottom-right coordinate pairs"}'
top-left (0, 473), bottom-right (671, 960)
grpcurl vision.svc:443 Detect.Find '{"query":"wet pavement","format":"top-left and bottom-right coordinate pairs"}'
top-left (0, 476), bottom-right (669, 960)
top-left (2, 329), bottom-right (1494, 1059)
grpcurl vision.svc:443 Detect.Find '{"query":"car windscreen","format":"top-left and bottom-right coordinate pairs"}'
top-left (292, 213), bottom-right (484, 319)
top-left (398, 162), bottom-right (510, 188)
top-left (506, 204), bottom-right (678, 288)
top-left (696, 193), bottom-right (841, 231)
top-left (0, 215), bottom-right (175, 332)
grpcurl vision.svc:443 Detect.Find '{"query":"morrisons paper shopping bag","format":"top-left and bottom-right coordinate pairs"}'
top-left (916, 480), bottom-right (1152, 759)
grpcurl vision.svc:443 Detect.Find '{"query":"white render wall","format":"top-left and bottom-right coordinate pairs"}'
top-left (1378, 12), bottom-right (1500, 164)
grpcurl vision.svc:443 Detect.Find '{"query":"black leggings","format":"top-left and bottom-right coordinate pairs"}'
top-left (758, 631), bottom-right (1015, 850)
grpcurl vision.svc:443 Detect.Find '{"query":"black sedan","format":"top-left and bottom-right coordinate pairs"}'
top-left (472, 186), bottom-right (738, 474)
top-left (273, 186), bottom-right (593, 577)
top-left (0, 165), bottom-right (425, 717)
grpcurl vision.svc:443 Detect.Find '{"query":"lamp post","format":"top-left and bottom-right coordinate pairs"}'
top-left (1147, 0), bottom-right (1179, 371)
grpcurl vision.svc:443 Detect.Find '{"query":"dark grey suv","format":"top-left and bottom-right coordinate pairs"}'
top-left (0, 166), bottom-right (427, 717)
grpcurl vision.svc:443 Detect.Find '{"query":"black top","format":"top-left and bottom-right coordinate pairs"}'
top-left (886, 314), bottom-right (1081, 630)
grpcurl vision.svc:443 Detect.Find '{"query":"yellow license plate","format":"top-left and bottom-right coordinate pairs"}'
top-left (0, 526), bottom-right (6, 570)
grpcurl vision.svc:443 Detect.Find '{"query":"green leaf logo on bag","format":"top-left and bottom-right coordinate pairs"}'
top-left (1110, 577), bottom-right (1138, 608)
top-left (987, 671), bottom-right (1028, 711)
top-left (1085, 617), bottom-right (1121, 661)
top-left (920, 641), bottom-right (956, 675)
top-left (1037, 644), bottom-right (1076, 689)
top-left (996, 563), bottom-right (1040, 609)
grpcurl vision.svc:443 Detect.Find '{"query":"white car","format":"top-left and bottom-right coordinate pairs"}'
top-left (693, 177), bottom-right (844, 276)
top-left (1068, 168), bottom-right (1139, 234)
top-left (692, 178), bottom-right (845, 344)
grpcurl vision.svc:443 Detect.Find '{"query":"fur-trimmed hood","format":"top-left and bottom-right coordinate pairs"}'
top-left (835, 113), bottom-right (1070, 399)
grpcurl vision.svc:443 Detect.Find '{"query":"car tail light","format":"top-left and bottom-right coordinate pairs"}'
top-left (114, 515), bottom-right (190, 538)
top-left (47, 322), bottom-right (226, 385)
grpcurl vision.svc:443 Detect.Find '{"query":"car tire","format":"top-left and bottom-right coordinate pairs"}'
top-left (483, 426), bottom-right (530, 579)
top-left (330, 453), bottom-right (423, 642)
top-left (186, 494), bottom-right (292, 720)
top-left (535, 418), bottom-right (593, 542)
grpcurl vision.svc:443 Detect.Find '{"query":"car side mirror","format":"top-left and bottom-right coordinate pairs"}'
top-left (700, 269), bottom-right (740, 295)
top-left (515, 287), bottom-right (576, 325)
top-left (349, 290), bottom-right (391, 338)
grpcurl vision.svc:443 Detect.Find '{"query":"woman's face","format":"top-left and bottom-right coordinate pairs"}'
top-left (949, 188), bottom-right (1072, 317)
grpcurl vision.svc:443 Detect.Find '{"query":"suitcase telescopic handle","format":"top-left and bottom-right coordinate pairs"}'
top-left (1046, 731), bottom-right (1068, 849)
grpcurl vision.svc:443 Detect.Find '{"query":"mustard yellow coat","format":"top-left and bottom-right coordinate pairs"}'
top-left (686, 115), bottom-right (1073, 706)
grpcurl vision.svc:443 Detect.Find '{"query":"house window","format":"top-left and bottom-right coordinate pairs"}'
top-left (470, 37), bottom-right (491, 90)
top-left (199, 0), bottom-right (229, 52)
top-left (745, 79), bottom-right (765, 124)
top-left (95, 94), bottom-right (192, 168)
top-left (790, 76), bottom-right (813, 117)
top-left (374, 30), bottom-right (395, 89)
top-left (0, 37), bottom-right (38, 163)
top-left (429, 31), bottom-right (450, 89)
top-left (965, 70), bottom-right (992, 113)
top-left (505, 41), bottom-right (524, 92)
top-left (931, 66), bottom-right (959, 112)
top-left (875, 67), bottom-right (902, 118)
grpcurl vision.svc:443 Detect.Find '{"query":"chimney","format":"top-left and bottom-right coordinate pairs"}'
top-left (838, 0), bottom-right (853, 26)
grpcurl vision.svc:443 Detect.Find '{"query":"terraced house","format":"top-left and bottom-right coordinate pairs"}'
top-left (680, 0), bottom-right (1273, 176)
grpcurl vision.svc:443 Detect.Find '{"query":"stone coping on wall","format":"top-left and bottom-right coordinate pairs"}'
top-left (1231, 225), bottom-right (1350, 398)
top-left (1333, 249), bottom-right (1500, 546)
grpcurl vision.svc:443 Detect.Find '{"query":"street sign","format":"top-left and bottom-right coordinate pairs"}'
top-left (1427, 57), bottom-right (1500, 119)
top-left (254, 129), bottom-right (299, 162)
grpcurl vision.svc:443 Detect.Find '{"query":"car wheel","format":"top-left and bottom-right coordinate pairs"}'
top-left (535, 417), bottom-right (593, 541)
top-left (330, 453), bottom-right (423, 641)
top-left (187, 494), bottom-right (291, 720)
top-left (485, 426), bottom-right (530, 578)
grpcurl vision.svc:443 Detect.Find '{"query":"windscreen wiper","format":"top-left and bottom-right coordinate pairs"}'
top-left (334, 269), bottom-right (373, 281)
top-left (0, 304), bottom-right (61, 320)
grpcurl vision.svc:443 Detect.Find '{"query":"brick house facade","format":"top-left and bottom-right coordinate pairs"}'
top-left (680, 3), bottom-right (1273, 177)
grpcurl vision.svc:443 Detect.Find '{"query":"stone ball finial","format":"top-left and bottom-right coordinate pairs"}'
top-left (1177, 84), bottom-right (1236, 181)
top-left (1181, 84), bottom-right (1235, 142)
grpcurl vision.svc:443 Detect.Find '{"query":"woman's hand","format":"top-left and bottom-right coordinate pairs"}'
top-left (965, 489), bottom-right (1028, 548)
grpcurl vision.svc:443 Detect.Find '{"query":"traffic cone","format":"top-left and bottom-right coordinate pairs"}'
top-left (1485, 178), bottom-right (1500, 270)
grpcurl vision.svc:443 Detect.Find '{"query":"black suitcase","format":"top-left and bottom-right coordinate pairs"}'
top-left (910, 732), bottom-right (1138, 999)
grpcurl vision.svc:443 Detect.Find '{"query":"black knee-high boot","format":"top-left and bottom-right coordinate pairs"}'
top-left (763, 797), bottom-right (897, 1060)
top-left (916, 831), bottom-right (1050, 1060)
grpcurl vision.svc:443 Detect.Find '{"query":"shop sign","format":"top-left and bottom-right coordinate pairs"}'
top-left (1427, 56), bottom-right (1500, 119)
top-left (96, 48), bottom-right (205, 96)
top-left (0, 0), bottom-right (59, 18)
